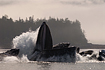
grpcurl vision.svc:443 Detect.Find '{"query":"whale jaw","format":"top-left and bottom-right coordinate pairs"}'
top-left (32, 22), bottom-right (53, 53)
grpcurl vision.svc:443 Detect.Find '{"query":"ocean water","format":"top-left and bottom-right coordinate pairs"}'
top-left (0, 27), bottom-right (105, 70)
top-left (0, 50), bottom-right (105, 70)
top-left (0, 62), bottom-right (104, 70)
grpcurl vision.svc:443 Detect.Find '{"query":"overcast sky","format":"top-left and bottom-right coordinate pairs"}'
top-left (0, 0), bottom-right (105, 44)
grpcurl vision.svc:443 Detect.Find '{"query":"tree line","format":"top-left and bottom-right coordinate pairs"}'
top-left (0, 15), bottom-right (90, 48)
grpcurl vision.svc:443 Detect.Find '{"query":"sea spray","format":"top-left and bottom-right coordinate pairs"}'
top-left (19, 55), bottom-right (29, 62)
top-left (76, 51), bottom-right (100, 63)
top-left (76, 53), bottom-right (89, 61)
top-left (3, 56), bottom-right (19, 63)
top-left (2, 55), bottom-right (30, 63)
top-left (12, 27), bottom-right (39, 58)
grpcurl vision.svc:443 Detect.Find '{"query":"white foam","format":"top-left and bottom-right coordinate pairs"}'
top-left (3, 56), bottom-right (19, 63)
top-left (12, 27), bottom-right (39, 58)
top-left (2, 55), bottom-right (30, 63)
top-left (37, 54), bottom-right (76, 62)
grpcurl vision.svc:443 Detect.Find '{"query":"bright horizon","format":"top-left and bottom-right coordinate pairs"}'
top-left (0, 0), bottom-right (105, 45)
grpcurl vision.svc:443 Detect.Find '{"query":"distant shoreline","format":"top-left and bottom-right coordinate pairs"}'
top-left (0, 44), bottom-right (105, 49)
top-left (79, 44), bottom-right (105, 49)
top-left (91, 44), bottom-right (105, 49)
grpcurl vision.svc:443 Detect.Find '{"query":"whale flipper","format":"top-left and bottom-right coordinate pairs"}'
top-left (33, 22), bottom-right (53, 53)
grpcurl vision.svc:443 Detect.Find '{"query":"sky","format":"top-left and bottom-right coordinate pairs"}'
top-left (0, 0), bottom-right (105, 44)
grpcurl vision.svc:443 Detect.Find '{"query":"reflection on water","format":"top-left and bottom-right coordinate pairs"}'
top-left (36, 61), bottom-right (76, 70)
top-left (0, 61), bottom-right (105, 70)
top-left (36, 62), bottom-right (51, 70)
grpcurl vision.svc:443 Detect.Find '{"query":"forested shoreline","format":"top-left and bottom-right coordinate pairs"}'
top-left (0, 15), bottom-right (90, 49)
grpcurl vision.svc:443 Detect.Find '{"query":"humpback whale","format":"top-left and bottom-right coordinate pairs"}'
top-left (28, 22), bottom-right (79, 62)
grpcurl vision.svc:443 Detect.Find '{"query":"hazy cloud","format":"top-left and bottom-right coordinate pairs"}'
top-left (60, 0), bottom-right (105, 5)
top-left (0, 0), bottom-right (15, 6)
top-left (1, 0), bottom-right (105, 6)
top-left (0, 0), bottom-right (28, 6)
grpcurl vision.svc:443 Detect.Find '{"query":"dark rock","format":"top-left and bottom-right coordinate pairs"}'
top-left (79, 50), bottom-right (93, 56)
top-left (0, 49), bottom-right (19, 61)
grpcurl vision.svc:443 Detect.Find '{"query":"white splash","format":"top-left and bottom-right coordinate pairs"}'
top-left (19, 55), bottom-right (30, 62)
top-left (3, 56), bottom-right (19, 63)
top-left (12, 27), bottom-right (39, 58)
top-left (2, 55), bottom-right (30, 63)
top-left (76, 54), bottom-right (89, 61)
